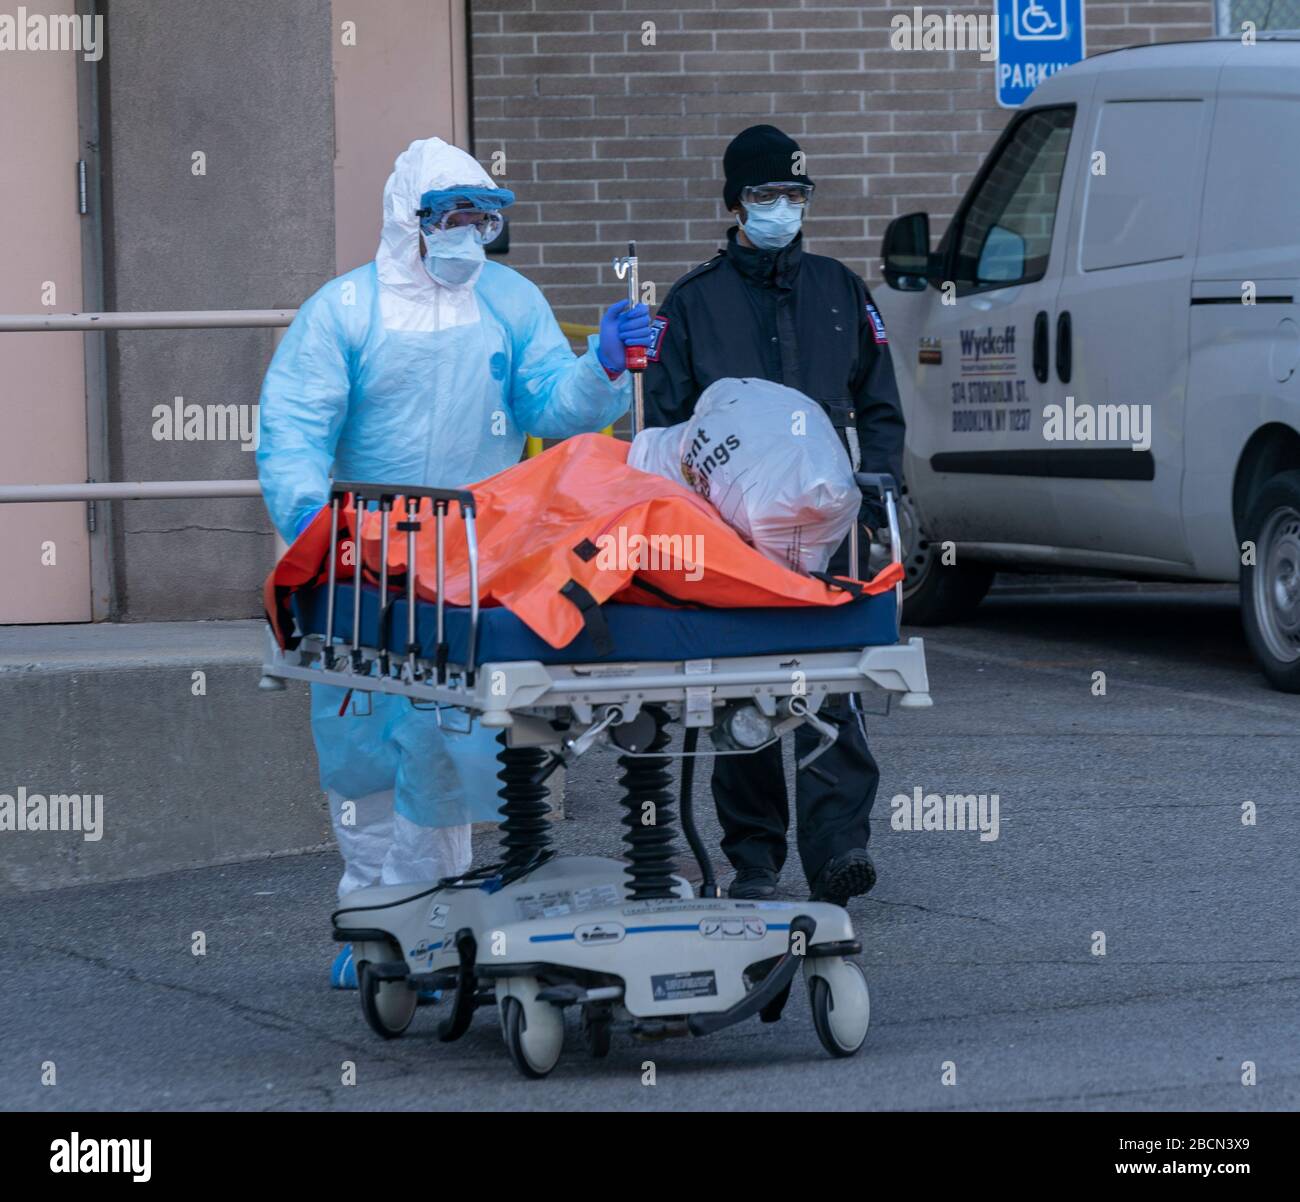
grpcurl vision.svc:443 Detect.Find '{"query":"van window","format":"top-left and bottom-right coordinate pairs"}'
top-left (1080, 101), bottom-right (1205, 272)
top-left (1198, 97), bottom-right (1300, 260)
top-left (952, 107), bottom-right (1074, 293)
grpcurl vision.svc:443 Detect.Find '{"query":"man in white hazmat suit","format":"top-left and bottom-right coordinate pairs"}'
top-left (257, 138), bottom-right (650, 987)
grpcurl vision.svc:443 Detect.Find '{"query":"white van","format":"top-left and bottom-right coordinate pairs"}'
top-left (878, 38), bottom-right (1300, 691)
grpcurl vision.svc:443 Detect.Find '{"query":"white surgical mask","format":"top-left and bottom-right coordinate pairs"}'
top-left (740, 196), bottom-right (804, 251)
top-left (422, 225), bottom-right (486, 287)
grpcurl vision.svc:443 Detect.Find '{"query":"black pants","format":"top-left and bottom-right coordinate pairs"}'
top-left (712, 696), bottom-right (878, 888)
top-left (712, 518), bottom-right (881, 888)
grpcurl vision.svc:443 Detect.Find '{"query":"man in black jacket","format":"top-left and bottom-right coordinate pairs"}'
top-left (643, 124), bottom-right (906, 905)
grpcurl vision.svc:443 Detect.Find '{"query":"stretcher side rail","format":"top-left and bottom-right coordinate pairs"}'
top-left (327, 479), bottom-right (481, 684)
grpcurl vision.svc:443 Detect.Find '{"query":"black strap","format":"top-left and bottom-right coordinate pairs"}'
top-left (267, 590), bottom-right (301, 651)
top-left (559, 579), bottom-right (614, 656)
top-left (810, 571), bottom-right (865, 598)
top-left (626, 573), bottom-right (707, 609)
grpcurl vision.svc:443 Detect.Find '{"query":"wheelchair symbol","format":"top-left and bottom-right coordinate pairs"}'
top-left (1013, 0), bottom-right (1068, 41)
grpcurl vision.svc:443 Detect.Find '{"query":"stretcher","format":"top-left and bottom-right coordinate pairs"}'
top-left (260, 472), bottom-right (931, 1076)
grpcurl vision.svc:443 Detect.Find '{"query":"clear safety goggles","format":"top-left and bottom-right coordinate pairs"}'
top-left (417, 205), bottom-right (504, 243)
top-left (740, 182), bottom-right (815, 208)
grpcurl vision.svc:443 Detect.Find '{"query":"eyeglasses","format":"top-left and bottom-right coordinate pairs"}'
top-left (416, 205), bottom-right (504, 243)
top-left (740, 183), bottom-right (814, 208)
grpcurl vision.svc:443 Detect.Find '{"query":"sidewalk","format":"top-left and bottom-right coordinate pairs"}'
top-left (0, 620), bottom-right (328, 893)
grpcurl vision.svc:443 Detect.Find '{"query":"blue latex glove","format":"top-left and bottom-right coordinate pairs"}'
top-left (293, 511), bottom-right (316, 539)
top-left (597, 300), bottom-right (653, 373)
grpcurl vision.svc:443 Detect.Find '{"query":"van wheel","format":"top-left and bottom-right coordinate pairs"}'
top-left (1241, 469), bottom-right (1300, 692)
top-left (892, 490), bottom-right (994, 625)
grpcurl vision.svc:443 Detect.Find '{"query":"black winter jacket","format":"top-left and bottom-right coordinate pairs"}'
top-left (642, 227), bottom-right (906, 489)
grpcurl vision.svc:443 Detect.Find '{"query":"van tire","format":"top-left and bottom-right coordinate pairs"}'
top-left (884, 488), bottom-right (994, 625)
top-left (1241, 469), bottom-right (1300, 692)
top-left (903, 559), bottom-right (995, 626)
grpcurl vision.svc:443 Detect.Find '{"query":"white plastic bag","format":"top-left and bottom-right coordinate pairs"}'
top-left (624, 421), bottom-right (688, 488)
top-left (628, 377), bottom-right (859, 575)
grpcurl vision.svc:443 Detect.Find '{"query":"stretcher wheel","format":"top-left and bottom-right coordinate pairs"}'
top-left (497, 977), bottom-right (564, 1079)
top-left (805, 958), bottom-right (870, 1058)
top-left (581, 1005), bottom-right (613, 1058)
top-left (358, 962), bottom-right (418, 1040)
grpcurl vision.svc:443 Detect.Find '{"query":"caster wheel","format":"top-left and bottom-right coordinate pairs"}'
top-left (501, 996), bottom-right (564, 1079)
top-left (358, 962), bottom-right (418, 1039)
top-left (581, 1006), bottom-right (612, 1059)
top-left (498, 979), bottom-right (564, 1079)
top-left (806, 958), bottom-right (870, 1058)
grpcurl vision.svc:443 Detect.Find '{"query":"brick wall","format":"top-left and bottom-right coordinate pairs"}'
top-left (469, 1), bottom-right (1216, 322)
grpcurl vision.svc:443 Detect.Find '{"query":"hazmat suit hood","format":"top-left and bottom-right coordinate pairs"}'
top-left (375, 137), bottom-right (508, 306)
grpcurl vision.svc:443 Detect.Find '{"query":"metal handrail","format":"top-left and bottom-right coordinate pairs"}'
top-left (0, 310), bottom-right (597, 336)
top-left (0, 310), bottom-right (296, 332)
top-left (0, 481), bottom-right (261, 503)
top-left (0, 312), bottom-right (290, 504)
top-left (0, 309), bottom-right (607, 505)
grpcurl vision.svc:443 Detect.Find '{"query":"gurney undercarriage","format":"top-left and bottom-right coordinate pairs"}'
top-left (261, 476), bottom-right (931, 1077)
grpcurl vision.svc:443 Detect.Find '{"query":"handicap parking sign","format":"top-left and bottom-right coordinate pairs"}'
top-left (996, 0), bottom-right (1086, 108)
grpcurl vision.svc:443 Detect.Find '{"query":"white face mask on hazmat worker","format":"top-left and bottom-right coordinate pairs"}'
top-left (417, 202), bottom-right (506, 288)
top-left (421, 224), bottom-right (487, 287)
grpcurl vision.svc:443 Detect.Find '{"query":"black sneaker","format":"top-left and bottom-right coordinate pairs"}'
top-left (728, 867), bottom-right (779, 900)
top-left (810, 849), bottom-right (876, 906)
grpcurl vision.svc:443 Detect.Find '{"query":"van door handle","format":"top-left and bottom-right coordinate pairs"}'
top-left (1033, 311), bottom-right (1049, 383)
top-left (1056, 310), bottom-right (1072, 383)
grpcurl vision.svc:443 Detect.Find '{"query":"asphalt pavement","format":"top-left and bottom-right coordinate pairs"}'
top-left (2, 585), bottom-right (1296, 1111)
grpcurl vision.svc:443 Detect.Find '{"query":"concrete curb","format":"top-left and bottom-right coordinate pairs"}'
top-left (0, 621), bottom-right (329, 894)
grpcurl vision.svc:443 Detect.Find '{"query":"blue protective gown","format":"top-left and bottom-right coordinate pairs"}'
top-left (258, 137), bottom-right (629, 830)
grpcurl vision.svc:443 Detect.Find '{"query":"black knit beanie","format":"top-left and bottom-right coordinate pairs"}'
top-left (722, 124), bottom-right (813, 211)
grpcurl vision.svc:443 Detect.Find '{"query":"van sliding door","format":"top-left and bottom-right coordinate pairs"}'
top-left (1047, 94), bottom-right (1212, 565)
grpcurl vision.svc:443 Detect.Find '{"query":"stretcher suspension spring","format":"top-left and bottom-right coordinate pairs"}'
top-left (495, 733), bottom-right (554, 879)
top-left (617, 705), bottom-right (679, 900)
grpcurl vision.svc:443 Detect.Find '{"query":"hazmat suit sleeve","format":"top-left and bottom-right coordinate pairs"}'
top-left (257, 286), bottom-right (355, 543)
top-left (504, 277), bottom-right (630, 439)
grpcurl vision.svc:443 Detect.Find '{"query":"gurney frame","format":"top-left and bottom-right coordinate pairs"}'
top-left (258, 473), bottom-right (933, 1074)
top-left (260, 477), bottom-right (932, 759)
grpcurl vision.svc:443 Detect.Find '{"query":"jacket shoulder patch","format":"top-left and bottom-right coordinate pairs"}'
top-left (865, 302), bottom-right (888, 345)
top-left (646, 315), bottom-right (670, 363)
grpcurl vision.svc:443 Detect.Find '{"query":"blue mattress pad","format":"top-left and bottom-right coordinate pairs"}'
top-left (292, 582), bottom-right (899, 667)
